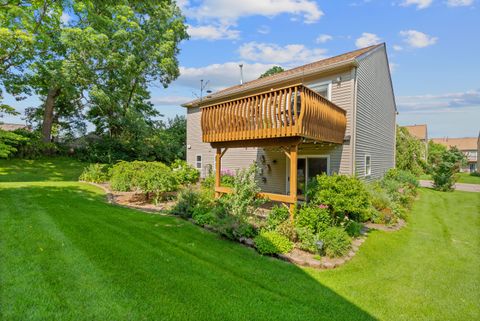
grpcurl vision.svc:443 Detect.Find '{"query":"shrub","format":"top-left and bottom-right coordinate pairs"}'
top-left (192, 206), bottom-right (216, 226)
top-left (384, 168), bottom-right (419, 188)
top-left (218, 165), bottom-right (264, 218)
top-left (318, 227), bottom-right (351, 258)
top-left (266, 205), bottom-right (290, 230)
top-left (214, 215), bottom-right (257, 240)
top-left (367, 183), bottom-right (392, 212)
top-left (295, 227), bottom-right (318, 253)
top-left (295, 205), bottom-right (333, 233)
top-left (371, 208), bottom-right (397, 225)
top-left (344, 221), bottom-right (363, 237)
top-left (79, 163), bottom-right (110, 183)
top-left (254, 231), bottom-right (293, 255)
top-left (275, 220), bottom-right (297, 242)
top-left (306, 174), bottom-right (371, 222)
top-left (171, 160), bottom-right (200, 185)
top-left (171, 188), bottom-right (201, 219)
top-left (135, 162), bottom-right (178, 203)
top-left (431, 147), bottom-right (465, 192)
top-left (201, 172), bottom-right (235, 189)
top-left (110, 161), bottom-right (142, 191)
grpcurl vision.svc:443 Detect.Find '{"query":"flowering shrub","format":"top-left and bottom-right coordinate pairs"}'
top-left (171, 160), bottom-right (200, 185)
top-left (306, 174), bottom-right (372, 222)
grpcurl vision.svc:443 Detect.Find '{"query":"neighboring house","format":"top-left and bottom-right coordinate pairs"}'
top-left (478, 133), bottom-right (480, 173)
top-left (403, 124), bottom-right (428, 160)
top-left (431, 137), bottom-right (478, 173)
top-left (0, 123), bottom-right (29, 131)
top-left (183, 43), bottom-right (396, 210)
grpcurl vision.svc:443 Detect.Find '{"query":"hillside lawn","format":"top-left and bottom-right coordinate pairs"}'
top-left (1, 158), bottom-right (479, 321)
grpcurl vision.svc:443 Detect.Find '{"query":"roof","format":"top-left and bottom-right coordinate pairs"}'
top-left (431, 137), bottom-right (478, 151)
top-left (183, 43), bottom-right (384, 107)
top-left (0, 123), bottom-right (28, 131)
top-left (403, 124), bottom-right (427, 140)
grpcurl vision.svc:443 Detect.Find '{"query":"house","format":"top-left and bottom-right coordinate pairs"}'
top-left (431, 137), bottom-right (478, 173)
top-left (183, 43), bottom-right (396, 212)
top-left (0, 123), bottom-right (29, 131)
top-left (403, 124), bottom-right (428, 160)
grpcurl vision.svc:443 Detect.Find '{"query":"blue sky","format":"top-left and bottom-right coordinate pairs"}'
top-left (3, 0), bottom-right (480, 138)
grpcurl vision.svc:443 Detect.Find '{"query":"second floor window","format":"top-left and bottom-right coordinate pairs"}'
top-left (308, 81), bottom-right (332, 100)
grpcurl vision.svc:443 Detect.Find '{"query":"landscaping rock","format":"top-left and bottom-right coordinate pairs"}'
top-left (322, 262), bottom-right (335, 269)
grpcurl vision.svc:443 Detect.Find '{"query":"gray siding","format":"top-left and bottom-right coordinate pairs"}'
top-left (354, 46), bottom-right (396, 180)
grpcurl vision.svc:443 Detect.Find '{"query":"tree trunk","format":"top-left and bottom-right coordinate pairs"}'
top-left (41, 87), bottom-right (60, 142)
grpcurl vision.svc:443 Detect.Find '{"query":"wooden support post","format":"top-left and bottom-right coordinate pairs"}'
top-left (215, 148), bottom-right (222, 198)
top-left (289, 144), bottom-right (298, 220)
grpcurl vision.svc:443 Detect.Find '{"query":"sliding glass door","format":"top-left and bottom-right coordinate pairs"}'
top-left (287, 156), bottom-right (329, 198)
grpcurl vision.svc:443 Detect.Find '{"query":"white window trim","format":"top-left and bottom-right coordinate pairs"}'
top-left (364, 154), bottom-right (372, 177)
top-left (306, 80), bottom-right (332, 100)
top-left (285, 155), bottom-right (330, 194)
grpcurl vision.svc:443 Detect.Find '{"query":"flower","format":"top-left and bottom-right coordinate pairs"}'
top-left (318, 204), bottom-right (329, 209)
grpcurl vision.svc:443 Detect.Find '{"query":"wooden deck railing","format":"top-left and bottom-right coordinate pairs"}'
top-left (201, 84), bottom-right (347, 144)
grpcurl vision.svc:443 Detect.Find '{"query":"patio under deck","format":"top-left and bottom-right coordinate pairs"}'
top-left (199, 84), bottom-right (347, 217)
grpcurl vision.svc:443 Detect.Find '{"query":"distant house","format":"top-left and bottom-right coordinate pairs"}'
top-left (431, 137), bottom-right (478, 173)
top-left (403, 124), bottom-right (428, 160)
top-left (182, 44), bottom-right (396, 211)
top-left (0, 123), bottom-right (29, 131)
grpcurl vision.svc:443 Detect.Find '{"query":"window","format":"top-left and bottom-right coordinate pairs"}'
top-left (308, 82), bottom-right (331, 99)
top-left (365, 155), bottom-right (371, 177)
top-left (195, 155), bottom-right (202, 170)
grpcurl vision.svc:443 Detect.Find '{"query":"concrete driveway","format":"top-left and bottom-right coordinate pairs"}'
top-left (419, 180), bottom-right (480, 193)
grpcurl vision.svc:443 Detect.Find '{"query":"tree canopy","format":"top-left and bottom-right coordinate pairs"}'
top-left (395, 126), bottom-right (425, 176)
top-left (259, 66), bottom-right (284, 79)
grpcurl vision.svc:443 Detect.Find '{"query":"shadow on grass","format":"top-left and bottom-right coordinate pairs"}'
top-left (0, 184), bottom-right (376, 321)
top-left (0, 157), bottom-right (86, 182)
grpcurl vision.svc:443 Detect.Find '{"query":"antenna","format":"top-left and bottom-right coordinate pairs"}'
top-left (239, 64), bottom-right (244, 85)
top-left (200, 79), bottom-right (210, 101)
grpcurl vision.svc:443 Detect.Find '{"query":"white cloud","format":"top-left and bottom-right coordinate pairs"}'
top-left (257, 25), bottom-right (271, 35)
top-left (150, 95), bottom-right (192, 106)
top-left (446, 0), bottom-right (474, 6)
top-left (61, 12), bottom-right (71, 24)
top-left (187, 24), bottom-right (240, 40)
top-left (400, 0), bottom-right (433, 9)
top-left (181, 0), bottom-right (324, 24)
top-left (355, 33), bottom-right (381, 48)
top-left (316, 34), bottom-right (333, 43)
top-left (400, 30), bottom-right (438, 48)
top-left (393, 45), bottom-right (403, 51)
top-left (238, 42), bottom-right (327, 65)
top-left (175, 62), bottom-right (276, 90)
top-left (397, 89), bottom-right (480, 112)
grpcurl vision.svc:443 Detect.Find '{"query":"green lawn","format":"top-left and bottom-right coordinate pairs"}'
top-left (420, 172), bottom-right (480, 185)
top-left (1, 158), bottom-right (479, 321)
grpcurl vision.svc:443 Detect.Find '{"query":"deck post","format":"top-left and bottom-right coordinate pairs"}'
top-left (289, 144), bottom-right (298, 220)
top-left (215, 148), bottom-right (222, 198)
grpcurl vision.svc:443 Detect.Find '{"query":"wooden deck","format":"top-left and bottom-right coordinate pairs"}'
top-left (200, 84), bottom-right (347, 145)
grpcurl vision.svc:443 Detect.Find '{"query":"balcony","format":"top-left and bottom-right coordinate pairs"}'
top-left (200, 84), bottom-right (347, 147)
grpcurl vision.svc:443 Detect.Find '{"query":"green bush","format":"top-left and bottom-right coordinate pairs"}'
top-left (192, 205), bottom-right (216, 226)
top-left (384, 168), bottom-right (419, 188)
top-left (79, 163), bottom-right (110, 183)
top-left (254, 231), bottom-right (293, 255)
top-left (109, 161), bottom-right (143, 191)
top-left (171, 188), bottom-right (201, 219)
top-left (307, 174), bottom-right (371, 222)
top-left (201, 172), bottom-right (235, 189)
top-left (171, 160), bottom-right (200, 185)
top-left (295, 205), bottom-right (333, 233)
top-left (295, 227), bottom-right (318, 253)
top-left (318, 227), bottom-right (351, 258)
top-left (275, 220), bottom-right (297, 242)
top-left (431, 147), bottom-right (465, 191)
top-left (110, 161), bottom-right (178, 203)
top-left (344, 221), bottom-right (363, 237)
top-left (136, 162), bottom-right (178, 203)
top-left (266, 205), bottom-right (290, 230)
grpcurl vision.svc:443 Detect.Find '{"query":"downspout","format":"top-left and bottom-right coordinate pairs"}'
top-left (351, 66), bottom-right (358, 176)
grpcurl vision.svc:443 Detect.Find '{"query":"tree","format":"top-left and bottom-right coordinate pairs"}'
top-left (0, 101), bottom-right (24, 158)
top-left (427, 141), bottom-right (447, 167)
top-left (259, 66), bottom-right (284, 79)
top-left (395, 126), bottom-right (424, 176)
top-left (431, 147), bottom-right (466, 191)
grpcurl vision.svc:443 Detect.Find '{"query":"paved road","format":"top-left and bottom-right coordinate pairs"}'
top-left (419, 180), bottom-right (480, 193)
